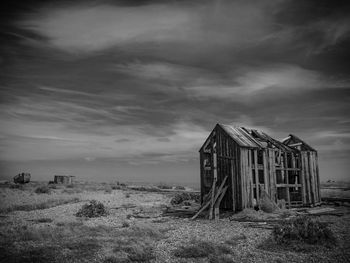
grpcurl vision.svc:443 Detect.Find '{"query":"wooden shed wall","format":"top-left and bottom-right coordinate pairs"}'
top-left (200, 126), bottom-right (321, 213)
top-left (301, 151), bottom-right (321, 205)
top-left (199, 125), bottom-right (242, 211)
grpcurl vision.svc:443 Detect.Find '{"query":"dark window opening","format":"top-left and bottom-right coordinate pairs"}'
top-left (276, 170), bottom-right (286, 184)
top-left (290, 187), bottom-right (302, 202)
top-left (257, 150), bottom-right (264, 164)
top-left (252, 170), bottom-right (256, 184)
top-left (295, 156), bottom-right (300, 168)
top-left (288, 170), bottom-right (300, 184)
top-left (258, 170), bottom-right (264, 184)
top-left (287, 153), bottom-right (293, 168)
top-left (251, 150), bottom-right (255, 164)
top-left (277, 187), bottom-right (287, 200)
top-left (203, 171), bottom-right (212, 188)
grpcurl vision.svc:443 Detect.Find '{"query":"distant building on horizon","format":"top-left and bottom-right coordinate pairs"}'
top-left (54, 175), bottom-right (75, 184)
top-left (199, 123), bottom-right (320, 213)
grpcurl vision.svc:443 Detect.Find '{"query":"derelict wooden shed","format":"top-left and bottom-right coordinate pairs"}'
top-left (54, 175), bottom-right (75, 184)
top-left (199, 124), bottom-right (321, 213)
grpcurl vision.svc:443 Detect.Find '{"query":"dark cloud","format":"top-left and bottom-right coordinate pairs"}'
top-left (0, 0), bottom-right (349, 181)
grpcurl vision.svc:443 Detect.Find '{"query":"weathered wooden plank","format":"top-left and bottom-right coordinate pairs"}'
top-left (263, 150), bottom-right (269, 194)
top-left (214, 186), bottom-right (228, 220)
top-left (269, 149), bottom-right (275, 201)
top-left (249, 150), bottom-right (254, 207)
top-left (304, 152), bottom-right (311, 205)
top-left (309, 152), bottom-right (316, 204)
top-left (315, 153), bottom-right (321, 203)
top-left (254, 150), bottom-right (259, 204)
top-left (284, 153), bottom-right (290, 207)
top-left (191, 199), bottom-right (211, 220)
top-left (241, 149), bottom-right (246, 209)
top-left (246, 150), bottom-right (250, 208)
top-left (231, 159), bottom-right (236, 212)
top-left (299, 153), bottom-right (306, 205)
top-left (208, 178), bottom-right (216, 220)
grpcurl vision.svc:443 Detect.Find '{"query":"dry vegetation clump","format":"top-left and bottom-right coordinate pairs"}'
top-left (76, 200), bottom-right (108, 218)
top-left (157, 184), bottom-right (172, 190)
top-left (109, 225), bottom-right (166, 262)
top-left (170, 192), bottom-right (200, 205)
top-left (0, 197), bottom-right (80, 213)
top-left (35, 185), bottom-right (51, 194)
top-left (131, 186), bottom-right (161, 192)
top-left (0, 223), bottom-right (105, 263)
top-left (173, 240), bottom-right (232, 259)
top-left (32, 218), bottom-right (53, 223)
top-left (273, 216), bottom-right (336, 246)
top-left (174, 185), bottom-right (185, 190)
top-left (9, 184), bottom-right (24, 190)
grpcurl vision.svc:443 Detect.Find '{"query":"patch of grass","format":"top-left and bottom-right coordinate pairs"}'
top-left (33, 218), bottom-right (53, 223)
top-left (173, 240), bottom-right (231, 259)
top-left (122, 221), bottom-right (130, 228)
top-left (273, 216), bottom-right (336, 245)
top-left (35, 185), bottom-right (50, 194)
top-left (76, 200), bottom-right (108, 218)
top-left (173, 240), bottom-right (215, 258)
top-left (103, 256), bottom-right (130, 263)
top-left (131, 186), bottom-right (161, 192)
top-left (225, 234), bottom-right (247, 246)
top-left (48, 184), bottom-right (57, 189)
top-left (0, 225), bottom-right (103, 263)
top-left (114, 242), bottom-right (155, 262)
top-left (0, 197), bottom-right (80, 213)
top-left (208, 254), bottom-right (234, 263)
top-left (9, 184), bottom-right (24, 190)
top-left (1, 219), bottom-right (167, 263)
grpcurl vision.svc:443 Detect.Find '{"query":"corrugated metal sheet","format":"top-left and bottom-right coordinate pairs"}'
top-left (219, 124), bottom-right (264, 148)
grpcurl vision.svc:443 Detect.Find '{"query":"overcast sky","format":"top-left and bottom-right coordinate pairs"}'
top-left (0, 0), bottom-right (349, 183)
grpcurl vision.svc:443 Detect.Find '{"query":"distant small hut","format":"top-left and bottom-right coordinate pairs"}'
top-left (14, 173), bottom-right (31, 184)
top-left (54, 175), bottom-right (75, 184)
top-left (199, 124), bottom-right (321, 215)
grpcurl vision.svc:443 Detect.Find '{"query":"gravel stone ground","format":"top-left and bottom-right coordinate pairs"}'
top-left (1, 187), bottom-right (349, 263)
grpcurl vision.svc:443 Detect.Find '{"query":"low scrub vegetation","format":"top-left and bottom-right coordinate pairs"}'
top-left (170, 192), bottom-right (200, 205)
top-left (76, 200), bottom-right (108, 218)
top-left (0, 221), bottom-right (167, 263)
top-left (0, 197), bottom-right (80, 213)
top-left (157, 184), bottom-right (172, 190)
top-left (173, 240), bottom-right (232, 259)
top-left (35, 185), bottom-right (50, 194)
top-left (273, 216), bottom-right (336, 245)
top-left (131, 186), bottom-right (161, 192)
